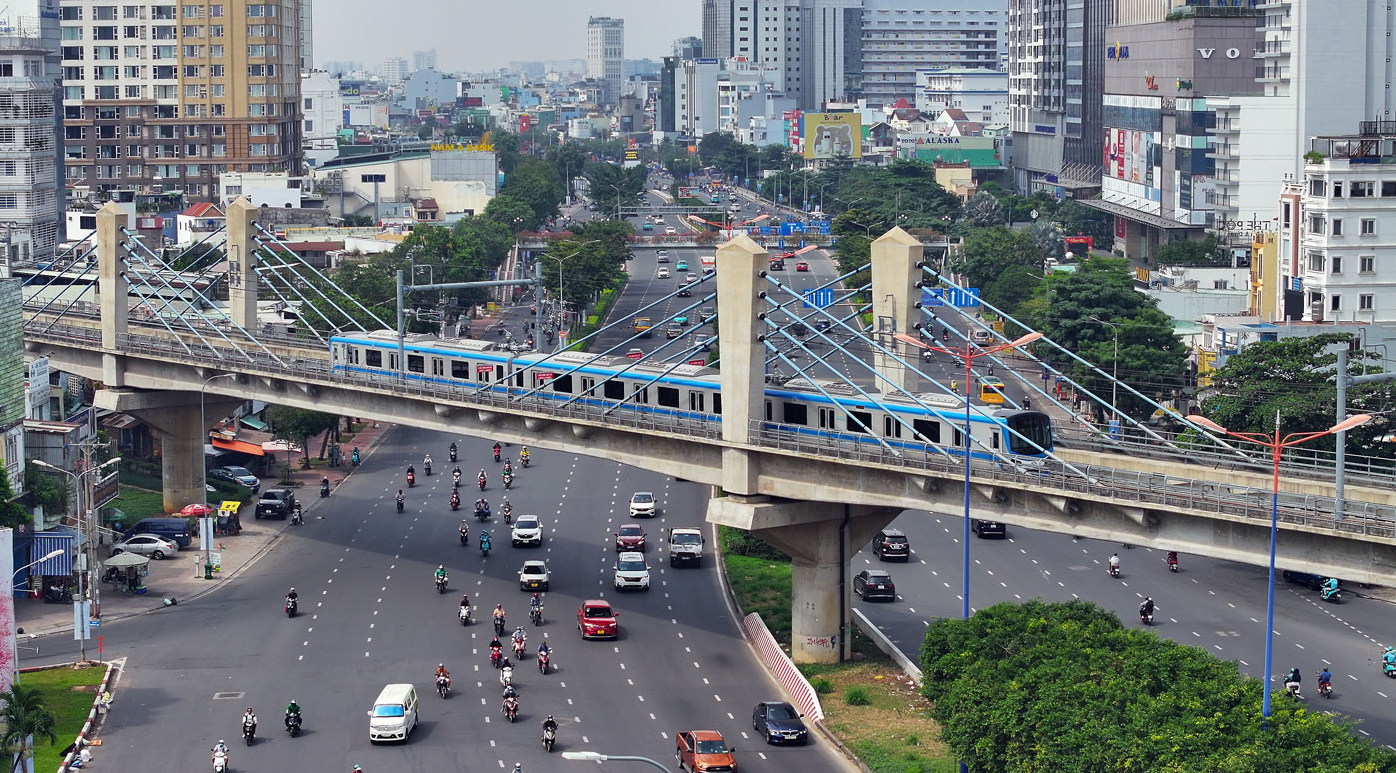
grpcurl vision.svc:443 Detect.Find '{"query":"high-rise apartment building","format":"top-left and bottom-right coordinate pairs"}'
top-left (412, 49), bottom-right (437, 73)
top-left (0, 4), bottom-right (62, 263)
top-left (701, 0), bottom-right (731, 59)
top-left (298, 0), bottom-right (311, 71)
top-left (673, 36), bottom-right (703, 61)
top-left (586, 16), bottom-right (624, 106)
top-left (380, 57), bottom-right (408, 81)
top-left (1007, 0), bottom-right (1111, 193)
top-left (859, 0), bottom-right (1004, 108)
top-left (60, 0), bottom-right (303, 202)
top-left (703, 0), bottom-right (859, 110)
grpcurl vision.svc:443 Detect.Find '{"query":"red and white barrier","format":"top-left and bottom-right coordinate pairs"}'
top-left (55, 661), bottom-right (117, 772)
top-left (742, 612), bottom-right (824, 722)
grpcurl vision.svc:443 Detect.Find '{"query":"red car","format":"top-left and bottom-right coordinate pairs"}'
top-left (795, 261), bottom-right (809, 272)
top-left (577, 599), bottom-right (619, 639)
top-left (615, 524), bottom-right (647, 552)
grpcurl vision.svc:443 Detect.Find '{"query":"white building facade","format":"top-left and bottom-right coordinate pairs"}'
top-left (586, 17), bottom-right (625, 106)
top-left (862, 0), bottom-right (1005, 108)
top-left (300, 70), bottom-right (342, 162)
top-left (299, 0), bottom-right (312, 71)
top-left (0, 6), bottom-right (62, 263)
top-left (915, 68), bottom-right (1007, 125)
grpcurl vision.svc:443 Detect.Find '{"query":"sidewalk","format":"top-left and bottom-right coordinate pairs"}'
top-left (15, 421), bottom-right (398, 640)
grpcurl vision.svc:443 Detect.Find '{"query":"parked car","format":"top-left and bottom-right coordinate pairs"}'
top-left (208, 466), bottom-right (260, 492)
top-left (853, 569), bottom-right (896, 601)
top-left (1282, 569), bottom-right (1326, 590)
top-left (872, 529), bottom-right (911, 561)
top-left (112, 533), bottom-right (179, 560)
top-left (255, 489), bottom-right (297, 520)
top-left (753, 700), bottom-right (808, 744)
top-left (971, 519), bottom-right (1006, 538)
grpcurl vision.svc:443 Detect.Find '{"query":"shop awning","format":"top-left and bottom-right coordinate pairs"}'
top-left (31, 533), bottom-right (74, 576)
top-left (239, 415), bottom-right (268, 431)
top-left (210, 437), bottom-right (266, 456)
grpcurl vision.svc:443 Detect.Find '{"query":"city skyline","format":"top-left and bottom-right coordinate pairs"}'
top-left (314, 0), bottom-right (698, 72)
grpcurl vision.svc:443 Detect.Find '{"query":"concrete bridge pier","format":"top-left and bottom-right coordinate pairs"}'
top-left (710, 496), bottom-right (899, 663)
top-left (95, 388), bottom-right (243, 513)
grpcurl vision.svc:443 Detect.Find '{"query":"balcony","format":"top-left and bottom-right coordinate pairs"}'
top-left (1256, 65), bottom-right (1289, 82)
top-left (1253, 40), bottom-right (1290, 57)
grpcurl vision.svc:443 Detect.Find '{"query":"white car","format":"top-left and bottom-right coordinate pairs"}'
top-left (629, 491), bottom-right (657, 518)
top-left (511, 515), bottom-right (543, 547)
top-left (112, 533), bottom-right (179, 560)
top-left (613, 552), bottom-right (651, 591)
top-left (665, 226), bottom-right (677, 234)
top-left (519, 560), bottom-right (550, 591)
top-left (657, 267), bottom-right (671, 279)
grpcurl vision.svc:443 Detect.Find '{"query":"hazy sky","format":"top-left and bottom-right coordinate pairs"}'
top-left (315, 0), bottom-right (701, 71)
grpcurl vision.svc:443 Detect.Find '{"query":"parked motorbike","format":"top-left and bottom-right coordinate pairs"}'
top-left (43, 585), bottom-right (74, 604)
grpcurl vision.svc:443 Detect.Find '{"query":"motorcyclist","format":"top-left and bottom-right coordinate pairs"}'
top-left (1285, 666), bottom-right (1302, 696)
top-left (1139, 597), bottom-right (1154, 618)
top-left (424, 454), bottom-right (433, 471)
top-left (520, 446), bottom-right (530, 464)
top-left (493, 442), bottom-right (502, 460)
top-left (212, 740), bottom-right (229, 763)
top-left (459, 594), bottom-right (471, 611)
top-left (503, 459), bottom-right (513, 475)
top-left (1107, 553), bottom-right (1120, 574)
top-left (285, 700), bottom-right (301, 727)
top-left (407, 464), bottom-right (415, 476)
top-left (476, 497), bottom-right (489, 512)
top-left (320, 475), bottom-right (330, 494)
top-left (480, 531), bottom-right (492, 552)
top-left (543, 714), bottom-right (558, 736)
top-left (449, 442), bottom-right (457, 459)
top-left (512, 625), bottom-right (527, 654)
top-left (242, 707), bottom-right (258, 736)
top-left (1322, 577), bottom-right (1339, 596)
top-left (450, 490), bottom-right (461, 508)
top-left (286, 587), bottom-right (298, 604)
top-left (436, 663), bottom-right (451, 682)
top-left (529, 592), bottom-right (542, 612)
top-left (537, 640), bottom-right (551, 659)
top-left (1383, 646), bottom-right (1396, 669)
top-left (434, 565), bottom-right (447, 583)
top-left (493, 604), bottom-right (506, 626)
top-left (1318, 667), bottom-right (1333, 692)
top-left (501, 497), bottom-right (513, 518)
top-left (396, 490), bottom-right (405, 510)
top-left (503, 694), bottom-right (519, 718)
top-left (1167, 551), bottom-right (1179, 569)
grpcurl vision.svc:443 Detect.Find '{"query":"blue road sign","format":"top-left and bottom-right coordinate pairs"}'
top-left (803, 288), bottom-right (835, 309)
top-left (919, 287), bottom-right (981, 308)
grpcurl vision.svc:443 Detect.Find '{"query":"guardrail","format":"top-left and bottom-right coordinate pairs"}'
top-left (742, 612), bottom-right (825, 722)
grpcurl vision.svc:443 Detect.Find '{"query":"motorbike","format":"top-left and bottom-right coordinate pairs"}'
top-left (530, 605), bottom-right (544, 626)
top-left (449, 447), bottom-right (458, 463)
top-left (500, 666), bottom-right (514, 687)
top-left (436, 675), bottom-right (450, 698)
top-left (490, 646), bottom-right (502, 668)
top-left (503, 700), bottom-right (518, 722)
top-left (320, 480), bottom-right (330, 498)
top-left (1108, 563), bottom-right (1119, 578)
top-left (291, 503), bottom-right (304, 525)
top-left (407, 471), bottom-right (416, 488)
top-left (242, 721), bottom-right (256, 745)
top-left (43, 585), bottom-right (74, 604)
top-left (1139, 608), bottom-right (1153, 626)
top-left (478, 476), bottom-right (487, 492)
top-left (494, 617), bottom-right (507, 637)
top-left (450, 495), bottom-right (461, 512)
top-left (435, 575), bottom-right (449, 594)
top-left (459, 524), bottom-right (470, 546)
top-left (481, 539), bottom-right (492, 558)
top-left (513, 638), bottom-right (527, 660)
top-left (459, 606), bottom-right (471, 625)
top-left (475, 505), bottom-right (491, 522)
top-left (285, 597), bottom-right (298, 617)
top-left (504, 473), bottom-right (513, 491)
top-left (424, 462), bottom-right (432, 476)
top-left (504, 508), bottom-right (513, 525)
top-left (396, 498), bottom-right (405, 513)
top-left (1383, 660), bottom-right (1396, 679)
top-left (542, 726), bottom-right (557, 752)
top-left (212, 749), bottom-right (229, 772)
top-left (1321, 584), bottom-right (1342, 604)
top-left (285, 711), bottom-right (302, 737)
top-left (538, 650), bottom-right (551, 674)
top-left (521, 453), bottom-right (530, 468)
top-left (352, 448), bottom-right (360, 466)
top-left (453, 471), bottom-right (462, 487)
top-left (1318, 676), bottom-right (1333, 699)
top-left (494, 448), bottom-right (502, 463)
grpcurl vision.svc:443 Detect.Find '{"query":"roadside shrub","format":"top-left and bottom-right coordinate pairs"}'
top-left (811, 678), bottom-right (833, 695)
top-left (843, 687), bottom-right (871, 706)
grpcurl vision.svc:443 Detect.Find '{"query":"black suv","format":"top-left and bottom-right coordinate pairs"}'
top-left (872, 529), bottom-right (911, 561)
top-left (255, 489), bottom-right (297, 520)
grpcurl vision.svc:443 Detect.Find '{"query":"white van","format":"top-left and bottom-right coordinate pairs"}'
top-left (367, 684), bottom-right (419, 742)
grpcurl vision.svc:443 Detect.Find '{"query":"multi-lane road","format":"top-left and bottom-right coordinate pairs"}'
top-left (28, 430), bottom-right (854, 773)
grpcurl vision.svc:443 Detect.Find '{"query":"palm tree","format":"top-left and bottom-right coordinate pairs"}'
top-left (0, 682), bottom-right (58, 772)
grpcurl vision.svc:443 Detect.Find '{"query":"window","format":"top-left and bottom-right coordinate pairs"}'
top-left (847, 410), bottom-right (872, 434)
top-left (365, 349), bottom-right (382, 367)
top-left (1330, 294), bottom-right (1341, 312)
top-left (1383, 181), bottom-right (1396, 197)
top-left (1310, 179), bottom-right (1326, 197)
top-left (1332, 219), bottom-right (1343, 236)
top-left (656, 386), bottom-right (680, 408)
top-left (1308, 252), bottom-right (1325, 272)
top-left (1360, 255), bottom-right (1375, 273)
top-left (1361, 219), bottom-right (1376, 236)
top-left (1331, 256), bottom-right (1342, 274)
top-left (407, 354), bottom-right (424, 373)
top-left (1351, 181), bottom-right (1374, 198)
top-left (1360, 294), bottom-right (1375, 311)
top-left (782, 402), bottom-right (808, 425)
top-left (1308, 215), bottom-right (1325, 234)
top-left (1333, 181), bottom-right (1343, 198)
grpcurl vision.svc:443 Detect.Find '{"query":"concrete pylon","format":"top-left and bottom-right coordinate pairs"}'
top-left (870, 227), bottom-right (924, 394)
top-left (96, 202), bottom-right (129, 351)
top-left (714, 234), bottom-right (769, 495)
top-left (711, 497), bottom-right (899, 663)
top-left (95, 389), bottom-right (242, 513)
top-left (225, 197), bottom-right (260, 331)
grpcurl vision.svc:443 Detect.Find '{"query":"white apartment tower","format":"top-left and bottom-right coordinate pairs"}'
top-left (380, 57), bottom-right (408, 82)
top-left (860, 0), bottom-right (1005, 108)
top-left (707, 0), bottom-right (860, 110)
top-left (298, 0), bottom-right (311, 71)
top-left (0, 4), bottom-right (62, 263)
top-left (587, 17), bottom-right (624, 106)
top-left (412, 49), bottom-right (437, 73)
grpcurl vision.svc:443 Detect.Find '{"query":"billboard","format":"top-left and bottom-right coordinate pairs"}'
top-left (802, 114), bottom-right (862, 160)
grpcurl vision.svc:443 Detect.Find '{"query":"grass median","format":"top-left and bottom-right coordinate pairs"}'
top-left (719, 525), bottom-right (956, 773)
top-left (3, 666), bottom-right (107, 773)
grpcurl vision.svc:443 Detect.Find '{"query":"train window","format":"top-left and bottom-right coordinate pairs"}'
top-left (818, 408), bottom-right (834, 429)
top-left (657, 386), bottom-right (680, 407)
top-left (452, 360), bottom-right (470, 379)
top-left (639, 387), bottom-right (649, 404)
top-left (912, 419), bottom-right (941, 443)
top-left (365, 349), bottom-right (382, 367)
top-left (782, 402), bottom-right (808, 425)
top-left (712, 393), bottom-right (722, 415)
top-left (407, 355), bottom-right (425, 374)
top-left (476, 367), bottom-right (490, 383)
top-left (389, 353), bottom-right (399, 370)
top-left (603, 379), bottom-right (626, 400)
top-left (581, 378), bottom-right (595, 395)
top-left (689, 392), bottom-right (705, 412)
top-left (432, 358), bottom-right (445, 376)
top-left (552, 375), bottom-right (573, 393)
top-left (765, 401), bottom-right (772, 422)
top-left (884, 416), bottom-right (902, 438)
top-left (953, 428), bottom-right (962, 447)
top-left (495, 365), bottom-right (504, 382)
top-left (847, 410), bottom-right (872, 434)
top-left (515, 371), bottom-right (525, 387)
top-left (991, 431), bottom-right (1000, 450)
top-left (347, 347), bottom-right (359, 364)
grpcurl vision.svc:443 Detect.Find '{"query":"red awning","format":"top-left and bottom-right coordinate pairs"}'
top-left (210, 437), bottom-right (266, 456)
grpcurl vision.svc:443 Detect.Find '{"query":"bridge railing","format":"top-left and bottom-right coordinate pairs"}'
top-left (746, 420), bottom-right (1396, 539)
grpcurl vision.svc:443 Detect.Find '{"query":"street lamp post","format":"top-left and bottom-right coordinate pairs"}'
top-left (201, 373), bottom-right (238, 576)
top-left (562, 751), bottom-right (673, 772)
top-left (540, 240), bottom-right (601, 350)
top-left (32, 457), bottom-right (119, 663)
top-left (1185, 410), bottom-right (1372, 730)
top-left (1088, 316), bottom-right (1120, 417)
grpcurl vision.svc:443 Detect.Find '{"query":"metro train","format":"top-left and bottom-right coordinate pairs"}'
top-left (329, 330), bottom-right (1054, 461)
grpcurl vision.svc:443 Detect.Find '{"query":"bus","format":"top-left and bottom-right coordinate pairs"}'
top-left (979, 376), bottom-right (1006, 405)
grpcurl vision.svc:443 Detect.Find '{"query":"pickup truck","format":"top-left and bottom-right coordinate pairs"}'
top-left (676, 729), bottom-right (736, 772)
top-left (668, 527), bottom-right (704, 567)
top-left (255, 489), bottom-right (297, 520)
top-left (633, 317), bottom-right (653, 338)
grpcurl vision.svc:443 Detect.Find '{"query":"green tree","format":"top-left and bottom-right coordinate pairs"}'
top-left (831, 208), bottom-right (885, 238)
top-left (24, 461), bottom-right (71, 517)
top-left (546, 143), bottom-right (588, 201)
top-left (500, 157), bottom-right (565, 225)
top-left (0, 466), bottom-right (28, 529)
top-left (1156, 233), bottom-right (1232, 267)
top-left (416, 124), bottom-right (433, 140)
top-left (832, 234), bottom-right (871, 276)
top-left (1056, 199), bottom-right (1114, 249)
top-left (963, 190), bottom-right (1005, 228)
top-left (1198, 334), bottom-right (1393, 459)
top-left (164, 242), bottom-right (224, 272)
top-left (483, 193), bottom-right (540, 232)
top-left (957, 226), bottom-right (1045, 291)
top-left (0, 682), bottom-right (58, 773)
top-left (342, 214), bottom-right (375, 227)
top-left (583, 162), bottom-right (647, 219)
top-left (536, 236), bottom-right (628, 310)
top-left (491, 130), bottom-right (522, 173)
top-left (267, 406), bottom-right (339, 464)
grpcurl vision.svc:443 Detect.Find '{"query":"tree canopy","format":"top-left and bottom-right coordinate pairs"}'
top-left (921, 600), bottom-right (1396, 773)
top-left (583, 162), bottom-right (647, 219)
top-left (267, 406), bottom-right (338, 462)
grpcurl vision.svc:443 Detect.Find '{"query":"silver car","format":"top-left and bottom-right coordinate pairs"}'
top-left (112, 533), bottom-right (179, 560)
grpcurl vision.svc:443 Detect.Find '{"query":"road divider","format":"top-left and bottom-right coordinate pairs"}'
top-left (741, 612), bottom-right (825, 722)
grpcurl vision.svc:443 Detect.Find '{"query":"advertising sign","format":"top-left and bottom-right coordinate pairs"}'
top-left (802, 114), bottom-right (862, 160)
top-left (688, 359), bottom-right (707, 366)
top-left (626, 351), bottom-right (644, 360)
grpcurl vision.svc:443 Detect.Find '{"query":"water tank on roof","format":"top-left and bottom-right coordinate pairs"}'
top-left (1309, 299), bottom-right (1325, 323)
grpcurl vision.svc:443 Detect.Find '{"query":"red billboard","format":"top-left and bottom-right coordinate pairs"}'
top-left (626, 351), bottom-right (644, 360)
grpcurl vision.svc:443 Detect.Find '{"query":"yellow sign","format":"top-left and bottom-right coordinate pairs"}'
top-left (624, 150), bottom-right (639, 161)
top-left (218, 501), bottom-right (240, 514)
top-left (432, 142), bottom-right (495, 152)
top-left (802, 113), bottom-right (862, 160)
top-left (1195, 348), bottom-right (1217, 388)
